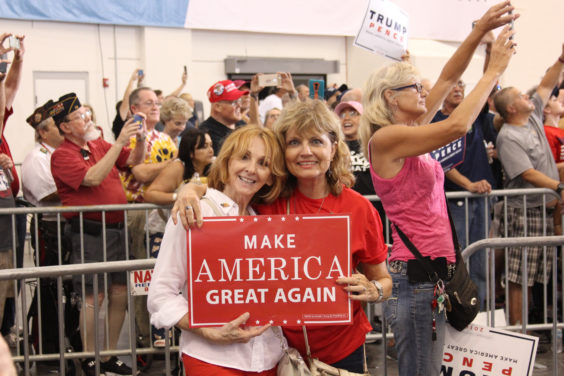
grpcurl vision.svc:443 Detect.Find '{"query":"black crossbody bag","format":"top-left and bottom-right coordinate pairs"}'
top-left (393, 202), bottom-right (479, 331)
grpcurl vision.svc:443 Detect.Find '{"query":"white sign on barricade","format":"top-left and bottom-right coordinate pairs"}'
top-left (441, 323), bottom-right (538, 376)
top-left (130, 269), bottom-right (153, 296)
top-left (354, 0), bottom-right (409, 61)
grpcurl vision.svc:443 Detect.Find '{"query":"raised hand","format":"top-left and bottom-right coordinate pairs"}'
top-left (117, 115), bottom-right (144, 147)
top-left (278, 72), bottom-right (296, 94)
top-left (0, 33), bottom-right (13, 56)
top-left (487, 26), bottom-right (516, 75)
top-left (473, 1), bottom-right (519, 34)
top-left (13, 35), bottom-right (24, 60)
top-left (250, 74), bottom-right (264, 96)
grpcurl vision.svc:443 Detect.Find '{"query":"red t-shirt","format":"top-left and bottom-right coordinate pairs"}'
top-left (257, 187), bottom-right (388, 364)
top-left (1, 108), bottom-right (20, 196)
top-left (51, 138), bottom-right (130, 223)
top-left (544, 125), bottom-right (564, 163)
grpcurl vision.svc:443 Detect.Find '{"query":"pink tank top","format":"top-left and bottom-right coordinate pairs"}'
top-left (369, 152), bottom-right (455, 263)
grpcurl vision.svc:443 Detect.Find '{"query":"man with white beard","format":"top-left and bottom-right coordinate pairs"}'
top-left (50, 92), bottom-right (145, 375)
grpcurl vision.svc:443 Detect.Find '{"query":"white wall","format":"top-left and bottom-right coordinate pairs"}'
top-left (2, 0), bottom-right (564, 169)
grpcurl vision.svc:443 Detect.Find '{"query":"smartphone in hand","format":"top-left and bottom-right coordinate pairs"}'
top-left (0, 54), bottom-right (7, 74)
top-left (308, 79), bottom-right (325, 100)
top-left (259, 74), bottom-right (280, 87)
top-left (8, 36), bottom-right (20, 50)
top-left (133, 114), bottom-right (144, 129)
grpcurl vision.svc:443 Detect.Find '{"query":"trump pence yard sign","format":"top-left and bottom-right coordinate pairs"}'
top-left (187, 214), bottom-right (351, 327)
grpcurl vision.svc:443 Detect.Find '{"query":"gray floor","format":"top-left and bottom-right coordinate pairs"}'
top-left (13, 336), bottom-right (564, 375)
top-left (135, 342), bottom-right (564, 376)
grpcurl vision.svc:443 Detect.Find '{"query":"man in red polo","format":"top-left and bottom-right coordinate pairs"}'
top-left (50, 92), bottom-right (145, 376)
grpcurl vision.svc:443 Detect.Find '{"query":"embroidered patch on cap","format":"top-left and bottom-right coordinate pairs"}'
top-left (213, 84), bottom-right (225, 96)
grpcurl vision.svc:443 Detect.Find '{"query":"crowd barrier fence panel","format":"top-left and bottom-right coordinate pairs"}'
top-left (0, 189), bottom-right (562, 374)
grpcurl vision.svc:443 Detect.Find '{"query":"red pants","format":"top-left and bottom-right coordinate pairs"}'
top-left (182, 353), bottom-right (277, 376)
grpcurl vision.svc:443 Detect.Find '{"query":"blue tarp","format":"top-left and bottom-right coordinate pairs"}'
top-left (0, 0), bottom-right (189, 28)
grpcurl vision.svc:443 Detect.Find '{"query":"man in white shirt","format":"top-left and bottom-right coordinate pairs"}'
top-left (22, 100), bottom-right (64, 208)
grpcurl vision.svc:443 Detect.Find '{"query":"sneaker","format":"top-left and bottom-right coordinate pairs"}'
top-left (102, 356), bottom-right (134, 376)
top-left (82, 358), bottom-right (105, 376)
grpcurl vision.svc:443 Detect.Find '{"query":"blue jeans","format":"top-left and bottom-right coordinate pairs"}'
top-left (384, 264), bottom-right (446, 376)
top-left (448, 197), bottom-right (489, 310)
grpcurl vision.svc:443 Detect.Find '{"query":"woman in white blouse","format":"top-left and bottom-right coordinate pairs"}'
top-left (147, 126), bottom-right (287, 375)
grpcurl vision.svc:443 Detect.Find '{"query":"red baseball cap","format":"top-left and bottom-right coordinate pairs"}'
top-left (207, 80), bottom-right (249, 103)
top-left (233, 80), bottom-right (248, 88)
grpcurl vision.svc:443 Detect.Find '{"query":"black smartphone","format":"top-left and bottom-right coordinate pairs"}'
top-left (0, 54), bottom-right (7, 74)
top-left (508, 10), bottom-right (514, 40)
top-left (183, 65), bottom-right (187, 75)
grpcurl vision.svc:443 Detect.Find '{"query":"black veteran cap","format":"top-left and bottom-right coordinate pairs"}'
top-left (49, 93), bottom-right (82, 125)
top-left (26, 99), bottom-right (54, 129)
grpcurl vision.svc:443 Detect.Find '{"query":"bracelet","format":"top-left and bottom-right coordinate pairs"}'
top-left (250, 93), bottom-right (259, 100)
top-left (172, 192), bottom-right (177, 201)
top-left (559, 57), bottom-right (564, 64)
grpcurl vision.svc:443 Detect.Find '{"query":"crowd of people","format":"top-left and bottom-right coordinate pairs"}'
top-left (0, 1), bottom-right (564, 375)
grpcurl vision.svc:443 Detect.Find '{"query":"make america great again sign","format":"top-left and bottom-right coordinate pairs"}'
top-left (187, 214), bottom-right (352, 327)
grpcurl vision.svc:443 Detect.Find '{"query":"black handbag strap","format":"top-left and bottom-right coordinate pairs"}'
top-left (392, 194), bottom-right (463, 280)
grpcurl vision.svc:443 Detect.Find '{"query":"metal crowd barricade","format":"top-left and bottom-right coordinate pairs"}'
top-left (0, 259), bottom-right (169, 375)
top-left (0, 203), bottom-right (166, 375)
top-left (0, 188), bottom-right (562, 375)
top-left (365, 188), bottom-right (564, 375)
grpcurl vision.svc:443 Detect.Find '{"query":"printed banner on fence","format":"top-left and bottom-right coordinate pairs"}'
top-left (354, 0), bottom-right (409, 61)
top-left (187, 214), bottom-right (351, 327)
top-left (441, 323), bottom-right (538, 376)
top-left (431, 136), bottom-right (466, 172)
top-left (130, 269), bottom-right (153, 296)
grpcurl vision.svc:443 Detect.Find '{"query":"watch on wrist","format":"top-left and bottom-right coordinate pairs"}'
top-left (556, 182), bottom-right (564, 195)
top-left (371, 280), bottom-right (384, 302)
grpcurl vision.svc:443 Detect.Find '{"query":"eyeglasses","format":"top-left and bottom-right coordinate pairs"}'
top-left (391, 82), bottom-right (423, 94)
top-left (66, 110), bottom-right (92, 122)
top-left (455, 81), bottom-right (466, 89)
top-left (220, 99), bottom-right (241, 107)
top-left (339, 110), bottom-right (360, 119)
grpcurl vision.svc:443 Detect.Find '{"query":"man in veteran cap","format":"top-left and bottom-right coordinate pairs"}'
top-left (199, 80), bottom-right (249, 155)
top-left (20, 100), bottom-right (70, 361)
top-left (50, 92), bottom-right (145, 375)
top-left (22, 100), bottom-right (64, 208)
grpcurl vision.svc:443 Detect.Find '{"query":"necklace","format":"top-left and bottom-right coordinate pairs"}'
top-left (317, 196), bottom-right (326, 214)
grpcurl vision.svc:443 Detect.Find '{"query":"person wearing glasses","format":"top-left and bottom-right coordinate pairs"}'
top-left (119, 86), bottom-right (180, 350)
top-left (50, 92), bottom-right (146, 375)
top-left (358, 2), bottom-right (517, 375)
top-left (199, 80), bottom-right (249, 156)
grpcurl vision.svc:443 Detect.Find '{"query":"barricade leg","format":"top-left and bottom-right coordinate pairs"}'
top-left (127, 211), bottom-right (151, 348)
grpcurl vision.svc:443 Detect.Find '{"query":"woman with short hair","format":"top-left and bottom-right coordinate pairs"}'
top-left (148, 126), bottom-right (287, 375)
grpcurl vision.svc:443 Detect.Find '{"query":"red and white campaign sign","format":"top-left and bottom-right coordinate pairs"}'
top-left (442, 323), bottom-right (538, 376)
top-left (187, 214), bottom-right (351, 327)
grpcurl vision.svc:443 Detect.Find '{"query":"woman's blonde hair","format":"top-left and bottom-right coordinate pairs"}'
top-left (207, 126), bottom-right (286, 205)
top-left (160, 97), bottom-right (193, 123)
top-left (273, 100), bottom-right (354, 197)
top-left (359, 61), bottom-right (420, 159)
